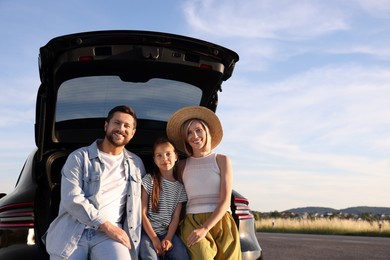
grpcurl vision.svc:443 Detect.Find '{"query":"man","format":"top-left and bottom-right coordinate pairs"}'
top-left (45, 105), bottom-right (145, 260)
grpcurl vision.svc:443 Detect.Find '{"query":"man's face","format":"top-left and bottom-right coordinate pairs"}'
top-left (104, 112), bottom-right (136, 147)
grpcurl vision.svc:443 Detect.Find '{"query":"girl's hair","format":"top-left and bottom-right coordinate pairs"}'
top-left (151, 137), bottom-right (178, 212)
top-left (180, 119), bottom-right (211, 156)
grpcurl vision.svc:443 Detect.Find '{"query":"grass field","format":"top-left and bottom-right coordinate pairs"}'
top-left (255, 218), bottom-right (390, 237)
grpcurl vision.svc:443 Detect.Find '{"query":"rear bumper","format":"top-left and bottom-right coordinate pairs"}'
top-left (242, 250), bottom-right (262, 260)
top-left (0, 243), bottom-right (48, 260)
top-left (239, 218), bottom-right (262, 259)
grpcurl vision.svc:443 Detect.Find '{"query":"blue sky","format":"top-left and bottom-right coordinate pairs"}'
top-left (1, 0), bottom-right (389, 212)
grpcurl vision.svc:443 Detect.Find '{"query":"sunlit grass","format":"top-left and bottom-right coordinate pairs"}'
top-left (256, 218), bottom-right (390, 237)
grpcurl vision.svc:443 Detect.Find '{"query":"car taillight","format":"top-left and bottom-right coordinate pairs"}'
top-left (78, 56), bottom-right (94, 62)
top-left (200, 64), bottom-right (213, 70)
top-left (234, 197), bottom-right (254, 220)
top-left (0, 202), bottom-right (34, 228)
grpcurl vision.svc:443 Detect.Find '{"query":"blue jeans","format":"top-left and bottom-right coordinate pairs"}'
top-left (139, 230), bottom-right (189, 260)
top-left (49, 228), bottom-right (132, 260)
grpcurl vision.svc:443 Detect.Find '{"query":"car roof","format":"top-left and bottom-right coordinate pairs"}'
top-left (35, 30), bottom-right (239, 155)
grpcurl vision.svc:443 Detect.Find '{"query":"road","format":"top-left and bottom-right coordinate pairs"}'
top-left (256, 232), bottom-right (390, 260)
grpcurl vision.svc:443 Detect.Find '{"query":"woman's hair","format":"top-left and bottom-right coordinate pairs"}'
top-left (180, 119), bottom-right (212, 156)
top-left (150, 137), bottom-right (178, 213)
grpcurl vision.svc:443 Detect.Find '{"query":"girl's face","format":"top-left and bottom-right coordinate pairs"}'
top-left (186, 120), bottom-right (207, 151)
top-left (153, 142), bottom-right (178, 173)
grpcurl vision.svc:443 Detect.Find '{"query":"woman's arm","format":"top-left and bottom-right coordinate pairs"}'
top-left (176, 159), bottom-right (186, 183)
top-left (186, 154), bottom-right (232, 247)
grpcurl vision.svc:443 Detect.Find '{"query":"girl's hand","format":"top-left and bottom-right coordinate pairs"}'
top-left (187, 227), bottom-right (207, 247)
top-left (151, 237), bottom-right (163, 256)
top-left (161, 239), bottom-right (173, 252)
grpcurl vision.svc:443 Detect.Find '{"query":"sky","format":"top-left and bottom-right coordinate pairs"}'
top-left (0, 0), bottom-right (389, 212)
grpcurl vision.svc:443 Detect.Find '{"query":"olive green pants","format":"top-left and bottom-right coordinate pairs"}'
top-left (180, 212), bottom-right (242, 260)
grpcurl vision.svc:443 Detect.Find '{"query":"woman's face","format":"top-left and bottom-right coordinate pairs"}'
top-left (153, 142), bottom-right (177, 173)
top-left (186, 120), bottom-right (207, 151)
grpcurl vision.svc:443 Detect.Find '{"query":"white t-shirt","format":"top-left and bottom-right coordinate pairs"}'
top-left (99, 151), bottom-right (128, 225)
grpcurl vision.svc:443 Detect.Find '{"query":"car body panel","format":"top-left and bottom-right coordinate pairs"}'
top-left (35, 30), bottom-right (238, 155)
top-left (0, 30), bottom-right (262, 259)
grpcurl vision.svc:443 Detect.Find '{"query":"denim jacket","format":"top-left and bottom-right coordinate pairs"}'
top-left (44, 140), bottom-right (145, 258)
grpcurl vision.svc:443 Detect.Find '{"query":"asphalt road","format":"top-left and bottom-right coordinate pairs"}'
top-left (256, 232), bottom-right (390, 260)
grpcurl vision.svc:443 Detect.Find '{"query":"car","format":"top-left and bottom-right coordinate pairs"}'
top-left (0, 30), bottom-right (262, 259)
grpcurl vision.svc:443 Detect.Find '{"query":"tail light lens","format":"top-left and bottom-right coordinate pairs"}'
top-left (234, 197), bottom-right (254, 220)
top-left (78, 56), bottom-right (94, 62)
top-left (0, 202), bottom-right (34, 228)
top-left (199, 64), bottom-right (213, 70)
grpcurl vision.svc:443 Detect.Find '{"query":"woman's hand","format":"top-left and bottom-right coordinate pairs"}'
top-left (186, 227), bottom-right (208, 247)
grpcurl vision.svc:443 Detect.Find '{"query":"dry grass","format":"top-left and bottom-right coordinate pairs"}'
top-left (256, 218), bottom-right (390, 236)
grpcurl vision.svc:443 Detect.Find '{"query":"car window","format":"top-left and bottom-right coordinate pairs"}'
top-left (55, 76), bottom-right (202, 122)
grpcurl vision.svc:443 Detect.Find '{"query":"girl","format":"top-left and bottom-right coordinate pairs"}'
top-left (166, 106), bottom-right (242, 260)
top-left (139, 137), bottom-right (189, 260)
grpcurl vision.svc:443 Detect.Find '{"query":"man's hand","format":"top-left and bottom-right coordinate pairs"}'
top-left (99, 221), bottom-right (131, 249)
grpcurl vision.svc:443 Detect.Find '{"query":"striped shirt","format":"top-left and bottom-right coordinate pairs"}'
top-left (142, 173), bottom-right (187, 235)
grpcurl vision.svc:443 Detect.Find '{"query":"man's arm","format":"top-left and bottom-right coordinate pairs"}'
top-left (60, 151), bottom-right (107, 229)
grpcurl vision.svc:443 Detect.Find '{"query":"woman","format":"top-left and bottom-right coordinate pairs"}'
top-left (166, 106), bottom-right (242, 260)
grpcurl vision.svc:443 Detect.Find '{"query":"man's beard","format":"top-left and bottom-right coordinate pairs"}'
top-left (106, 131), bottom-right (130, 147)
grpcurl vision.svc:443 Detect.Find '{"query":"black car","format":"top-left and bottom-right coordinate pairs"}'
top-left (0, 30), bottom-right (262, 259)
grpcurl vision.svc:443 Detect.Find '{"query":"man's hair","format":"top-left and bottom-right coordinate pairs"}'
top-left (106, 105), bottom-right (137, 128)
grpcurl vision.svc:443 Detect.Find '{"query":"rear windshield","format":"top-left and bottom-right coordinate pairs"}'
top-left (55, 76), bottom-right (202, 122)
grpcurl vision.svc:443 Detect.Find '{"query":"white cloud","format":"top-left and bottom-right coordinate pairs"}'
top-left (327, 45), bottom-right (390, 61)
top-left (183, 0), bottom-right (350, 40)
top-left (1, 0), bottom-right (389, 212)
top-left (217, 64), bottom-right (390, 211)
top-left (233, 167), bottom-right (390, 211)
top-left (356, 0), bottom-right (390, 18)
top-left (182, 0), bottom-right (390, 72)
top-left (154, 0), bottom-right (386, 211)
top-left (0, 86), bottom-right (36, 127)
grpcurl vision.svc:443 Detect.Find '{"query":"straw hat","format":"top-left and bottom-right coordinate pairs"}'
top-left (166, 106), bottom-right (223, 153)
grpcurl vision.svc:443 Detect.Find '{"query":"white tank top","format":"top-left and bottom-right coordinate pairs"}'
top-left (183, 153), bottom-right (224, 214)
